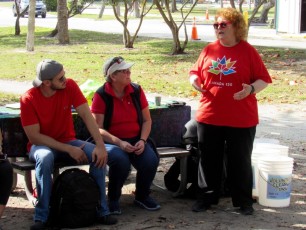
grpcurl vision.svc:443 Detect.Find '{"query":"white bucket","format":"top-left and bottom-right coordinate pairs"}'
top-left (252, 148), bottom-right (282, 198)
top-left (258, 156), bottom-right (293, 207)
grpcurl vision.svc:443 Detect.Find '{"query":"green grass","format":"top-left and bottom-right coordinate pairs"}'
top-left (0, 0), bottom-right (305, 105)
top-left (0, 26), bottom-right (305, 105)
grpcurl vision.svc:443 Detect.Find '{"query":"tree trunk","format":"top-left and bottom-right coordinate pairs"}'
top-left (171, 0), bottom-right (177, 13)
top-left (14, 0), bottom-right (28, 35)
top-left (98, 0), bottom-right (106, 18)
top-left (154, 0), bottom-right (198, 55)
top-left (259, 0), bottom-right (275, 23)
top-left (239, 0), bottom-right (245, 13)
top-left (26, 0), bottom-right (35, 51)
top-left (254, 0), bottom-right (260, 8)
top-left (171, 26), bottom-right (184, 55)
top-left (15, 16), bottom-right (21, 35)
top-left (47, 23), bottom-right (59, 37)
top-left (57, 0), bottom-right (70, 44)
top-left (134, 0), bottom-right (140, 18)
top-left (116, 4), bottom-right (120, 17)
top-left (111, 0), bottom-right (151, 49)
top-left (229, 0), bottom-right (235, 8)
top-left (248, 0), bottom-right (266, 36)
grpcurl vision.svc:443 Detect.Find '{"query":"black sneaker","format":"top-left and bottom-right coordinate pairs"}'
top-left (239, 206), bottom-right (254, 215)
top-left (134, 196), bottom-right (161, 211)
top-left (192, 200), bottom-right (211, 212)
top-left (109, 200), bottom-right (122, 215)
top-left (97, 214), bottom-right (118, 225)
top-left (30, 221), bottom-right (47, 230)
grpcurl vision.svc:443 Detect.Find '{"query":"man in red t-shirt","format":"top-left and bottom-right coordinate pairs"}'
top-left (20, 59), bottom-right (117, 230)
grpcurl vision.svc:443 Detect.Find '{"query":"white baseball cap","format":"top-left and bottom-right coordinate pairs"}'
top-left (103, 56), bottom-right (134, 78)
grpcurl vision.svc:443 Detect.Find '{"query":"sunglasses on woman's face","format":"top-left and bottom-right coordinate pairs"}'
top-left (116, 69), bottom-right (130, 74)
top-left (213, 22), bottom-right (231, 30)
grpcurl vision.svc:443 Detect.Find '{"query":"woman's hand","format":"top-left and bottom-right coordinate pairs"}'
top-left (190, 75), bottom-right (207, 93)
top-left (233, 83), bottom-right (253, 100)
top-left (134, 140), bottom-right (146, 155)
top-left (120, 140), bottom-right (137, 153)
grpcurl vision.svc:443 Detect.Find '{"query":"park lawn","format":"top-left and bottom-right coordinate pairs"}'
top-left (0, 26), bottom-right (305, 105)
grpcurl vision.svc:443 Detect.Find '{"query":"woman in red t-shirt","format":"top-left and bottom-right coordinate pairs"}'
top-left (91, 57), bottom-right (160, 214)
top-left (189, 8), bottom-right (272, 215)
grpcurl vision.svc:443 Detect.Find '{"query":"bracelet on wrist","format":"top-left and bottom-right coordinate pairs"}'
top-left (140, 138), bottom-right (147, 144)
top-left (250, 84), bottom-right (255, 95)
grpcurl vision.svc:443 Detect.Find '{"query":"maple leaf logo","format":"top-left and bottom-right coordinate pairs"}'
top-left (208, 56), bottom-right (236, 80)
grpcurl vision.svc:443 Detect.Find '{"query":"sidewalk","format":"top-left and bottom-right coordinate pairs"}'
top-left (1, 5), bottom-right (305, 50)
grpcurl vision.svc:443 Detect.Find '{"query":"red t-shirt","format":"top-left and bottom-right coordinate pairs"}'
top-left (189, 40), bottom-right (272, 127)
top-left (91, 82), bottom-right (149, 139)
top-left (20, 79), bottom-right (87, 151)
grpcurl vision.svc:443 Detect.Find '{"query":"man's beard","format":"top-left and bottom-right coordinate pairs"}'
top-left (50, 83), bottom-right (65, 91)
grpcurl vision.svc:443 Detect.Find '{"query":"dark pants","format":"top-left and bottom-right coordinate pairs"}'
top-left (106, 138), bottom-right (159, 202)
top-left (0, 160), bottom-right (13, 205)
top-left (197, 122), bottom-right (256, 207)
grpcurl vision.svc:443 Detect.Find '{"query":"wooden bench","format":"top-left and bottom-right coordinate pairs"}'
top-left (9, 157), bottom-right (89, 205)
top-left (9, 147), bottom-right (190, 204)
top-left (155, 147), bottom-right (190, 197)
top-left (1, 105), bottom-right (191, 203)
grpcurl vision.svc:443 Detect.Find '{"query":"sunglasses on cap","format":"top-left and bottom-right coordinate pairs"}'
top-left (106, 56), bottom-right (124, 74)
top-left (213, 21), bottom-right (231, 29)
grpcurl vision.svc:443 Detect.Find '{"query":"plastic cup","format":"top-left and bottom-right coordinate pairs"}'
top-left (155, 96), bottom-right (161, 106)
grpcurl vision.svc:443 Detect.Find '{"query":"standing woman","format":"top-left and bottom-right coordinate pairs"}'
top-left (189, 8), bottom-right (272, 215)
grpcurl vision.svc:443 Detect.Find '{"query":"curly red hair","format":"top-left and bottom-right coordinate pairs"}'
top-left (215, 8), bottom-right (248, 41)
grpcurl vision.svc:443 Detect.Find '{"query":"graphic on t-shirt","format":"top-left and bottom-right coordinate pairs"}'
top-left (208, 56), bottom-right (236, 80)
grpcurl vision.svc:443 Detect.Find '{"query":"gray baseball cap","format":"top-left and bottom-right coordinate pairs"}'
top-left (33, 59), bottom-right (63, 87)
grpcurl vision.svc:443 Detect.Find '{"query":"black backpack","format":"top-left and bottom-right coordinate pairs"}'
top-left (47, 168), bottom-right (100, 229)
top-left (164, 119), bottom-right (231, 199)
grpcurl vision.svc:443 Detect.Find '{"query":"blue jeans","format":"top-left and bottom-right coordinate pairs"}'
top-left (29, 140), bottom-right (109, 223)
top-left (106, 142), bottom-right (159, 202)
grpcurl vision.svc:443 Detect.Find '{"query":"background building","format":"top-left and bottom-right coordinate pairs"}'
top-left (276, 0), bottom-right (306, 34)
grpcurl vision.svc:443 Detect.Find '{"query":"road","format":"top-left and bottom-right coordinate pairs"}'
top-left (1, 5), bottom-right (306, 49)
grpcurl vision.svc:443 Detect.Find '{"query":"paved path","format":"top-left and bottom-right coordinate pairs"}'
top-left (0, 5), bottom-right (306, 49)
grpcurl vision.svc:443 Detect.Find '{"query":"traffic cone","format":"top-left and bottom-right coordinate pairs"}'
top-left (205, 9), bottom-right (209, 21)
top-left (191, 17), bottom-right (200, 40)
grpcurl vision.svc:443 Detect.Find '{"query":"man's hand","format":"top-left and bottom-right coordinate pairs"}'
top-left (68, 144), bottom-right (89, 164)
top-left (91, 145), bottom-right (107, 168)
